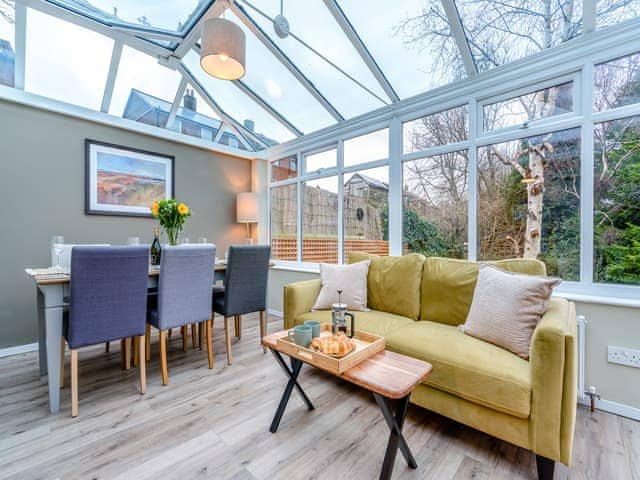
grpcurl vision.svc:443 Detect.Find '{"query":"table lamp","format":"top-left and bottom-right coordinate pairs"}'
top-left (237, 192), bottom-right (258, 244)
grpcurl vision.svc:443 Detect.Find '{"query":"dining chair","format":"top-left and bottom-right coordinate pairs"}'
top-left (60, 245), bottom-right (149, 417)
top-left (212, 245), bottom-right (271, 365)
top-left (147, 245), bottom-right (216, 385)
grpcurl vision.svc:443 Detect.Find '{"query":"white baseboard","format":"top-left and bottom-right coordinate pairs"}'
top-left (578, 396), bottom-right (640, 421)
top-left (268, 308), bottom-right (283, 318)
top-left (0, 342), bottom-right (38, 358)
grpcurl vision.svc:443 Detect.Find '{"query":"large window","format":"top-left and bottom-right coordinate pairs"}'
top-left (403, 105), bottom-right (468, 153)
top-left (270, 184), bottom-right (298, 261)
top-left (0, 1), bottom-right (15, 88)
top-left (403, 151), bottom-right (469, 258)
top-left (594, 116), bottom-right (640, 285)
top-left (483, 81), bottom-right (574, 132)
top-left (344, 166), bottom-right (389, 261)
top-left (594, 52), bottom-right (640, 111)
top-left (303, 176), bottom-right (339, 263)
top-left (478, 128), bottom-right (581, 280)
top-left (305, 148), bottom-right (337, 174)
top-left (344, 129), bottom-right (388, 167)
top-left (25, 9), bottom-right (113, 109)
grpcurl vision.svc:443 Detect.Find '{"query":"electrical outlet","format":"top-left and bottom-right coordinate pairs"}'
top-left (607, 346), bottom-right (640, 368)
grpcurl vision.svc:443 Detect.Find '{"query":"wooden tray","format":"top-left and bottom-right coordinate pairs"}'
top-left (275, 323), bottom-right (385, 374)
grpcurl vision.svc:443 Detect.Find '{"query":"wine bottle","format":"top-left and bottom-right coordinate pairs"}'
top-left (150, 226), bottom-right (161, 266)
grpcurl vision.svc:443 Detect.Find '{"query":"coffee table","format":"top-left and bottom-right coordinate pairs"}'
top-left (262, 331), bottom-right (433, 480)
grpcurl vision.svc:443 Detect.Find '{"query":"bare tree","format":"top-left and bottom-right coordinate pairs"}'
top-left (0, 0), bottom-right (14, 25)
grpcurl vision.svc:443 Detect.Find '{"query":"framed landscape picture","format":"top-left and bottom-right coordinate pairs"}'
top-left (85, 140), bottom-right (174, 217)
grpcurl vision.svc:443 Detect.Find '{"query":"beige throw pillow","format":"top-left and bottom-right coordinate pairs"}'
top-left (459, 264), bottom-right (561, 359)
top-left (312, 260), bottom-right (370, 311)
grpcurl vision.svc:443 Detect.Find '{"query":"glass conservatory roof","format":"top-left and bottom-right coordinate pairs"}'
top-left (0, 0), bottom-right (639, 154)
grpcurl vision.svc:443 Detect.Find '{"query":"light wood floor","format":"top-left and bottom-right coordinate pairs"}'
top-left (1, 313), bottom-right (638, 480)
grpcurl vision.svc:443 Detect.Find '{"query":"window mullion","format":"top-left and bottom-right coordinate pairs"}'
top-left (13, 2), bottom-right (27, 90)
top-left (296, 153), bottom-right (303, 263)
top-left (468, 97), bottom-right (478, 261)
top-left (388, 116), bottom-right (403, 256)
top-left (580, 63), bottom-right (595, 287)
top-left (337, 140), bottom-right (345, 264)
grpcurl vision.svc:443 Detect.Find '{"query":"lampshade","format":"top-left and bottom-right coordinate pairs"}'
top-left (200, 17), bottom-right (246, 80)
top-left (237, 192), bottom-right (258, 223)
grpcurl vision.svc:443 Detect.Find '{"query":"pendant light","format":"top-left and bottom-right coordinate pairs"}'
top-left (200, 15), bottom-right (246, 80)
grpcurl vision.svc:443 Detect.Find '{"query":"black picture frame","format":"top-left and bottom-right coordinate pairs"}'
top-left (85, 139), bottom-right (175, 217)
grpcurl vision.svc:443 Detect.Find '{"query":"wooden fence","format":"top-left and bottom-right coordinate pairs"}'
top-left (272, 238), bottom-right (389, 263)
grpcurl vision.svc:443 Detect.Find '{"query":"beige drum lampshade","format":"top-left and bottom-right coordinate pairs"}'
top-left (200, 17), bottom-right (246, 80)
top-left (236, 192), bottom-right (258, 223)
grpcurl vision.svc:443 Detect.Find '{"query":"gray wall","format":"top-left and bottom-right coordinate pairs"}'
top-left (0, 100), bottom-right (253, 348)
top-left (268, 268), bottom-right (640, 411)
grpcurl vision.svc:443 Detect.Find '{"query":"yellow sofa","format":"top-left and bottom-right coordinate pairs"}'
top-left (283, 253), bottom-right (577, 480)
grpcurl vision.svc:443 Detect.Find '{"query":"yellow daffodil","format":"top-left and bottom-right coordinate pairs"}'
top-left (151, 202), bottom-right (160, 217)
top-left (178, 203), bottom-right (189, 215)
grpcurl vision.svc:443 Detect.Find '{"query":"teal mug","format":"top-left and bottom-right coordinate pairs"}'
top-left (288, 325), bottom-right (312, 347)
top-left (304, 320), bottom-right (322, 338)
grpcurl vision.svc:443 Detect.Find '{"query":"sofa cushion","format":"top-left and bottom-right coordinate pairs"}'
top-left (349, 252), bottom-right (425, 320)
top-left (294, 309), bottom-right (414, 338)
top-left (421, 257), bottom-right (547, 326)
top-left (385, 320), bottom-right (532, 418)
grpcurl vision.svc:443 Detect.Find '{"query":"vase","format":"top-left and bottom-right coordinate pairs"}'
top-left (165, 227), bottom-right (181, 246)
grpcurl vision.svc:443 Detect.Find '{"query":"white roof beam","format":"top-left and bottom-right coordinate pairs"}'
top-left (440, 0), bottom-right (477, 76)
top-left (178, 63), bottom-right (268, 150)
top-left (584, 0), bottom-right (597, 33)
top-left (174, 0), bottom-right (227, 58)
top-left (229, 0), bottom-right (345, 122)
top-left (100, 40), bottom-right (123, 113)
top-left (111, 26), bottom-right (184, 42)
top-left (322, 0), bottom-right (399, 103)
top-left (166, 77), bottom-right (189, 130)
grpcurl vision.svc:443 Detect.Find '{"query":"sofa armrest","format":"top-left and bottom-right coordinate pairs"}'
top-left (283, 279), bottom-right (322, 329)
top-left (529, 297), bottom-right (577, 465)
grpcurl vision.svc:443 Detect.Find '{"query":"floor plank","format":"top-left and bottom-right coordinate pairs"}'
top-left (0, 313), bottom-right (638, 480)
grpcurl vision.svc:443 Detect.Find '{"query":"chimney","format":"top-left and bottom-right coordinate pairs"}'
top-left (183, 89), bottom-right (196, 111)
top-left (243, 119), bottom-right (255, 131)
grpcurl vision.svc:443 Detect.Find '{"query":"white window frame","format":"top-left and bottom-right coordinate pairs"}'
top-left (267, 26), bottom-right (640, 301)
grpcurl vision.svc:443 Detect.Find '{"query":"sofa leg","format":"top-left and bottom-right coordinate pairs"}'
top-left (536, 455), bottom-right (555, 480)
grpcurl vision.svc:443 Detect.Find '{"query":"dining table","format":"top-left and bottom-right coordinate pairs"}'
top-left (24, 263), bottom-right (229, 414)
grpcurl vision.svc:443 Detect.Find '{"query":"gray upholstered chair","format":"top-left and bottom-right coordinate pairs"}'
top-left (212, 245), bottom-right (271, 365)
top-left (147, 245), bottom-right (216, 385)
top-left (60, 246), bottom-right (149, 417)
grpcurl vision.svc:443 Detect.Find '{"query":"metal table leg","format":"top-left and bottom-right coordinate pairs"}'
top-left (269, 350), bottom-right (314, 433)
top-left (373, 393), bottom-right (417, 480)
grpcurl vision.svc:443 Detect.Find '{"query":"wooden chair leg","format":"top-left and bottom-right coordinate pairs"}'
top-left (260, 310), bottom-right (267, 354)
top-left (206, 319), bottom-right (214, 369)
top-left (159, 330), bottom-right (168, 386)
top-left (105, 342), bottom-right (110, 353)
top-left (133, 336), bottom-right (139, 367)
top-left (237, 315), bottom-right (242, 340)
top-left (138, 335), bottom-right (146, 394)
top-left (198, 322), bottom-right (204, 350)
top-left (224, 316), bottom-right (233, 366)
top-left (145, 324), bottom-right (151, 362)
top-left (120, 339), bottom-right (126, 369)
top-left (70, 349), bottom-right (78, 417)
top-left (168, 328), bottom-right (173, 340)
top-left (124, 337), bottom-right (131, 370)
top-left (191, 323), bottom-right (197, 350)
top-left (60, 337), bottom-right (65, 389)
top-left (181, 326), bottom-right (188, 352)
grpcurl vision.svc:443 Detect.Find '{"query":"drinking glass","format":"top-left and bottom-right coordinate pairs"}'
top-left (127, 236), bottom-right (141, 245)
top-left (181, 237), bottom-right (190, 245)
top-left (51, 236), bottom-right (64, 272)
top-left (198, 237), bottom-right (208, 244)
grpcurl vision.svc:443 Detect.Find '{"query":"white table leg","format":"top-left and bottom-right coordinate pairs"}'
top-left (39, 284), bottom-right (65, 414)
